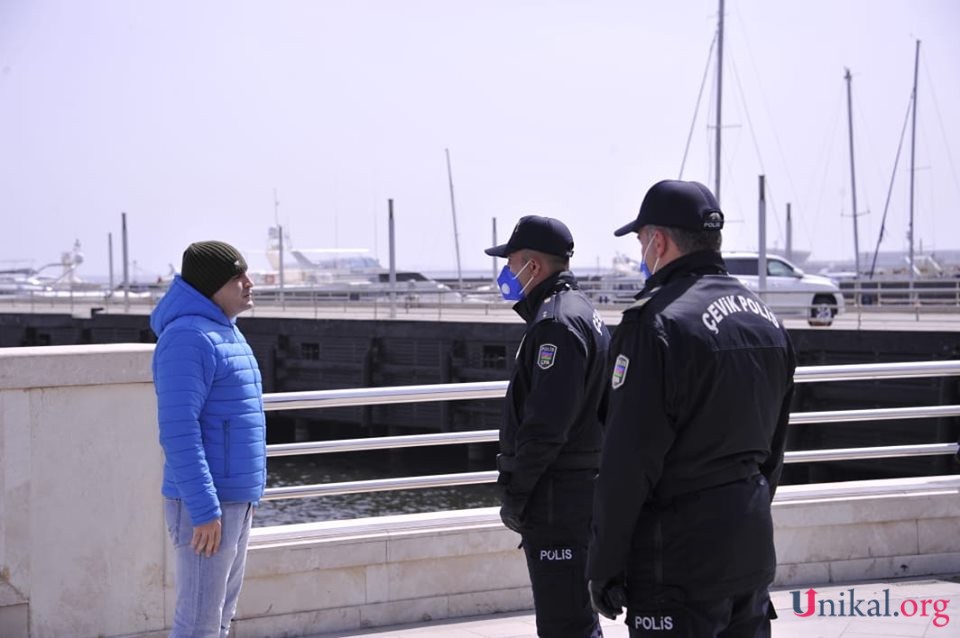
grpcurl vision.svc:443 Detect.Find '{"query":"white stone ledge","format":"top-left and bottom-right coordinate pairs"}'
top-left (0, 343), bottom-right (155, 389)
top-left (250, 506), bottom-right (504, 547)
top-left (774, 475), bottom-right (960, 503)
top-left (239, 478), bottom-right (960, 631)
top-left (233, 586), bottom-right (534, 637)
top-left (776, 552), bottom-right (960, 588)
top-left (239, 509), bottom-right (531, 631)
top-left (249, 477), bottom-right (960, 551)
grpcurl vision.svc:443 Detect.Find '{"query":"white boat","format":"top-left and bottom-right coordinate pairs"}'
top-left (0, 241), bottom-right (106, 298)
top-left (0, 241), bottom-right (162, 302)
top-left (249, 227), bottom-right (463, 304)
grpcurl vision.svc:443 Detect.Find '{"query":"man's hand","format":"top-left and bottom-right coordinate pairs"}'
top-left (191, 518), bottom-right (222, 557)
top-left (499, 494), bottom-right (526, 533)
top-left (589, 577), bottom-right (627, 620)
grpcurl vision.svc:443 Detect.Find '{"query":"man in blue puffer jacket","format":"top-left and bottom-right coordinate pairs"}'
top-left (150, 240), bottom-right (266, 638)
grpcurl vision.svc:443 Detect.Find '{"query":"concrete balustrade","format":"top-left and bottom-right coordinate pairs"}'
top-left (1, 344), bottom-right (959, 637)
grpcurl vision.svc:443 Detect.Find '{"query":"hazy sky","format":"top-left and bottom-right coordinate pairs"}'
top-left (2, 0), bottom-right (959, 279)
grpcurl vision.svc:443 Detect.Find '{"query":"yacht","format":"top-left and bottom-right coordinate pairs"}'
top-left (249, 227), bottom-right (462, 304)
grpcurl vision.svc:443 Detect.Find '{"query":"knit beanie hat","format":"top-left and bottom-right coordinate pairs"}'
top-left (181, 240), bottom-right (248, 298)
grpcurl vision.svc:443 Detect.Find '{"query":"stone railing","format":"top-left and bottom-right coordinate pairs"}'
top-left (1, 344), bottom-right (959, 637)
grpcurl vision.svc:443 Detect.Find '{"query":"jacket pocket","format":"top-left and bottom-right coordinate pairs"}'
top-left (223, 420), bottom-right (231, 477)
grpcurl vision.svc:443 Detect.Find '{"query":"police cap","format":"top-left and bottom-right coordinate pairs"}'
top-left (485, 215), bottom-right (575, 258)
top-left (614, 180), bottom-right (724, 236)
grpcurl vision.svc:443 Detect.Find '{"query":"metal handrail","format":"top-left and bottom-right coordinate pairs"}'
top-left (265, 405), bottom-right (960, 458)
top-left (783, 443), bottom-right (959, 463)
top-left (261, 360), bottom-right (960, 502)
top-left (790, 405), bottom-right (960, 424)
top-left (263, 471), bottom-right (496, 501)
top-left (268, 430), bottom-right (497, 457)
top-left (263, 360), bottom-right (960, 411)
top-left (793, 360), bottom-right (960, 383)
top-left (264, 380), bottom-right (506, 411)
top-left (263, 443), bottom-right (960, 500)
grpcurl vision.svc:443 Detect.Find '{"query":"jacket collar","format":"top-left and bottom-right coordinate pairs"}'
top-left (513, 270), bottom-right (578, 323)
top-left (150, 276), bottom-right (233, 336)
top-left (635, 250), bottom-right (725, 299)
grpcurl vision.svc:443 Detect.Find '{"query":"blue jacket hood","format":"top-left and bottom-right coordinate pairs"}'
top-left (150, 276), bottom-right (232, 337)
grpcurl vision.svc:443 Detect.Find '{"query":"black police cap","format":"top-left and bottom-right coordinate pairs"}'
top-left (485, 215), bottom-right (575, 258)
top-left (614, 180), bottom-right (724, 236)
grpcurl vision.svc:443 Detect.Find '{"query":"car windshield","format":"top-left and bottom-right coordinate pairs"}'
top-left (724, 257), bottom-right (797, 277)
top-left (723, 258), bottom-right (756, 275)
top-left (767, 259), bottom-right (796, 277)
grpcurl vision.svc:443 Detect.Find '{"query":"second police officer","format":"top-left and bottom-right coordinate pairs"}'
top-left (587, 181), bottom-right (796, 637)
top-left (485, 216), bottom-right (611, 638)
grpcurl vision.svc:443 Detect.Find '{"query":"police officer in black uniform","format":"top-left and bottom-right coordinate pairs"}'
top-left (485, 215), bottom-right (611, 638)
top-left (586, 181), bottom-right (796, 637)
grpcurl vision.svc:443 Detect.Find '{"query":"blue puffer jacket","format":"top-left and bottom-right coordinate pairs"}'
top-left (150, 276), bottom-right (266, 526)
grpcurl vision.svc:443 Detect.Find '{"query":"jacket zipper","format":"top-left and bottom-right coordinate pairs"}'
top-left (224, 420), bottom-right (231, 477)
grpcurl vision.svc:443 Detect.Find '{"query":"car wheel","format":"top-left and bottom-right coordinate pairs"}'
top-left (808, 294), bottom-right (837, 326)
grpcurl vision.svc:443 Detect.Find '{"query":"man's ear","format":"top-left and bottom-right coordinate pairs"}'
top-left (654, 229), bottom-right (668, 256)
top-left (529, 255), bottom-right (541, 277)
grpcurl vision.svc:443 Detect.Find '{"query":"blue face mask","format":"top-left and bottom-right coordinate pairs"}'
top-left (639, 260), bottom-right (652, 280)
top-left (638, 232), bottom-right (659, 283)
top-left (497, 261), bottom-right (532, 301)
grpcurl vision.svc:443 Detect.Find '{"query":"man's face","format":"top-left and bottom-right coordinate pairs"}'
top-left (637, 226), bottom-right (657, 256)
top-left (507, 250), bottom-right (540, 287)
top-left (506, 250), bottom-right (528, 276)
top-left (211, 272), bottom-right (254, 318)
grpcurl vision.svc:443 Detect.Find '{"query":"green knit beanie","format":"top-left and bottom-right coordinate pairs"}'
top-left (181, 241), bottom-right (248, 298)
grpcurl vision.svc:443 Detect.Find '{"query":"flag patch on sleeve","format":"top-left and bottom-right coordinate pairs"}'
top-left (611, 354), bottom-right (629, 389)
top-left (537, 344), bottom-right (558, 370)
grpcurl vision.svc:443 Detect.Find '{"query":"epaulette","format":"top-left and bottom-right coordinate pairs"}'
top-left (534, 293), bottom-right (559, 323)
top-left (625, 285), bottom-right (662, 313)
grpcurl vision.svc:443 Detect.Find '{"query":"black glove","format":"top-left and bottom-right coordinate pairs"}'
top-left (499, 493), bottom-right (526, 533)
top-left (589, 577), bottom-right (627, 620)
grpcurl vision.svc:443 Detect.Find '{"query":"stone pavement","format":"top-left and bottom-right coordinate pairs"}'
top-left (308, 575), bottom-right (960, 637)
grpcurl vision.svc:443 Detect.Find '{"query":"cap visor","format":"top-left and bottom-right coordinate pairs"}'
top-left (613, 220), bottom-right (638, 237)
top-left (484, 243), bottom-right (511, 257)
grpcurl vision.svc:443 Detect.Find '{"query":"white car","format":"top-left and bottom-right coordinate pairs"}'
top-left (722, 252), bottom-right (845, 326)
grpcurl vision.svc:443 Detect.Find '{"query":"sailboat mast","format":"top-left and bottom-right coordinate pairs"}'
top-left (785, 203), bottom-right (792, 262)
top-left (714, 0), bottom-right (724, 204)
top-left (908, 39), bottom-right (920, 281)
top-left (844, 68), bottom-right (861, 280)
top-left (445, 148), bottom-right (464, 291)
top-left (274, 188), bottom-right (285, 299)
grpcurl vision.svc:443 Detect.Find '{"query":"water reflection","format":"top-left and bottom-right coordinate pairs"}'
top-left (255, 445), bottom-right (500, 527)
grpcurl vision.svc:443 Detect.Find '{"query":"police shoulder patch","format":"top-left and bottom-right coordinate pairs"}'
top-left (611, 354), bottom-right (630, 389)
top-left (537, 343), bottom-right (558, 370)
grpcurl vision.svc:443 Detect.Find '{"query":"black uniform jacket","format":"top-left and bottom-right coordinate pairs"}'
top-left (587, 250), bottom-right (796, 593)
top-left (498, 271), bottom-right (612, 512)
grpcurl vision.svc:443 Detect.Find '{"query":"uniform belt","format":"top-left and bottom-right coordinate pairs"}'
top-left (651, 464), bottom-right (762, 509)
top-left (497, 452), bottom-right (600, 473)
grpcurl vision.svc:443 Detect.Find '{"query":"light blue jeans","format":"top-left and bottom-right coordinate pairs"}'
top-left (164, 499), bottom-right (254, 638)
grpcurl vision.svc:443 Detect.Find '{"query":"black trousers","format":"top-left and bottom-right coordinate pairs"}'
top-left (520, 470), bottom-right (601, 638)
top-left (625, 587), bottom-right (774, 637)
top-left (624, 475), bottom-right (778, 637)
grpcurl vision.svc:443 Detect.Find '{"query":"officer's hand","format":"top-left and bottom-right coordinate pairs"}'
top-left (589, 577), bottom-right (627, 620)
top-left (499, 495), bottom-right (525, 533)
